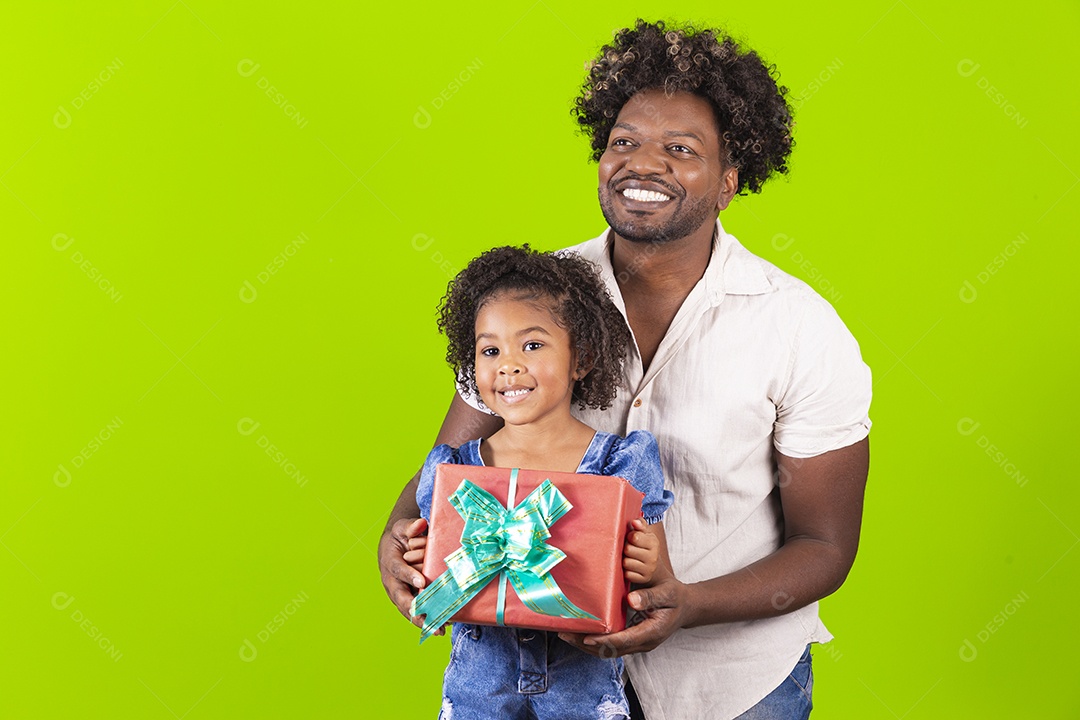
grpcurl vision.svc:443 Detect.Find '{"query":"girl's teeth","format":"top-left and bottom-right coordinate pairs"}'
top-left (504, 389), bottom-right (529, 397)
top-left (623, 188), bottom-right (671, 202)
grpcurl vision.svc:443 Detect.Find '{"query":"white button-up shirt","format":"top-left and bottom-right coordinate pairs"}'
top-left (568, 220), bottom-right (872, 719)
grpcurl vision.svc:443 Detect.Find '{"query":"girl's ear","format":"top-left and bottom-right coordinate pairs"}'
top-left (574, 353), bottom-right (594, 381)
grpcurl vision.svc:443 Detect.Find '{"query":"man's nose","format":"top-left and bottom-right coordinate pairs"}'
top-left (625, 141), bottom-right (668, 175)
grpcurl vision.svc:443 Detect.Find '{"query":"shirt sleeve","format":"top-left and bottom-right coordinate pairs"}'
top-left (773, 293), bottom-right (873, 459)
top-left (415, 444), bottom-right (459, 522)
top-left (603, 430), bottom-right (675, 524)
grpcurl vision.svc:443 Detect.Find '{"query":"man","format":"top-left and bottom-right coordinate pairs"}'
top-left (380, 19), bottom-right (871, 720)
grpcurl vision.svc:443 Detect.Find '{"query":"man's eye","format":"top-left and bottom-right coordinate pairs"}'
top-left (671, 144), bottom-right (693, 154)
top-left (611, 137), bottom-right (633, 147)
top-left (524, 342), bottom-right (543, 351)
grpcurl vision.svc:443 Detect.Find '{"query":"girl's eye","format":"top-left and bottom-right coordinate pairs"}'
top-left (480, 347), bottom-right (499, 357)
top-left (524, 342), bottom-right (543, 351)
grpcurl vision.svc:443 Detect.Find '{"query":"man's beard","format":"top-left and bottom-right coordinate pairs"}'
top-left (598, 186), bottom-right (717, 244)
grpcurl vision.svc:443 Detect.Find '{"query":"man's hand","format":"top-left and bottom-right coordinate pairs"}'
top-left (559, 576), bottom-right (688, 658)
top-left (378, 517), bottom-right (429, 625)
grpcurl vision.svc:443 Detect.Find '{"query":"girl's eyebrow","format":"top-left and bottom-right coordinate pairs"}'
top-left (475, 326), bottom-right (552, 342)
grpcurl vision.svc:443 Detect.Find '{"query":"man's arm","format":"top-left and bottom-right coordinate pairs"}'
top-left (561, 437), bottom-right (869, 655)
top-left (378, 393), bottom-right (503, 622)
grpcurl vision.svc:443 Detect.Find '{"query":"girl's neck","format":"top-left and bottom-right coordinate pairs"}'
top-left (479, 415), bottom-right (597, 473)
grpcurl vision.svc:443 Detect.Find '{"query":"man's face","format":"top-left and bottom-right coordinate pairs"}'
top-left (598, 88), bottom-right (734, 244)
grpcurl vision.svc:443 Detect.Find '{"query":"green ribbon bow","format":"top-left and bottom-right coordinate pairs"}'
top-left (411, 472), bottom-right (599, 643)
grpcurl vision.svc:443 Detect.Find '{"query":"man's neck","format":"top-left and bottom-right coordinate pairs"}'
top-left (610, 221), bottom-right (716, 299)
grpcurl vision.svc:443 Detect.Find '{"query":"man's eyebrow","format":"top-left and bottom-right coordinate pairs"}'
top-left (611, 122), bottom-right (705, 145)
top-left (664, 129), bottom-right (705, 144)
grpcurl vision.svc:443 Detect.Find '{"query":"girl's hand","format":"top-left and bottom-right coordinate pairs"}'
top-left (404, 533), bottom-right (427, 574)
top-left (623, 518), bottom-right (659, 585)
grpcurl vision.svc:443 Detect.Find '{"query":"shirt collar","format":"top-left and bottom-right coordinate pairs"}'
top-left (581, 218), bottom-right (775, 308)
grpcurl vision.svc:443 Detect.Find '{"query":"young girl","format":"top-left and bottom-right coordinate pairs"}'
top-left (408, 245), bottom-right (673, 720)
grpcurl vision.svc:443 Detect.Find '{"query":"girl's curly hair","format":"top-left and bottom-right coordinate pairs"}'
top-left (573, 19), bottom-right (794, 195)
top-left (438, 245), bottom-right (630, 411)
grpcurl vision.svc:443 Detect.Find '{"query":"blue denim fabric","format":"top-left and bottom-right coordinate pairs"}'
top-left (732, 645), bottom-right (814, 720)
top-left (417, 430), bottom-right (673, 523)
top-left (438, 623), bottom-right (630, 720)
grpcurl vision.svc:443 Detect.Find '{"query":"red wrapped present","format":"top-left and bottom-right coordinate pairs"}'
top-left (411, 464), bottom-right (643, 641)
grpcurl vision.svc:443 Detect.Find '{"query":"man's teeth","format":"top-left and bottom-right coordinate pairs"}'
top-left (503, 388), bottom-right (530, 397)
top-left (623, 188), bottom-right (671, 202)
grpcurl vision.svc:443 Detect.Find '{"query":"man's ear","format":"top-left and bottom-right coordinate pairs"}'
top-left (716, 164), bottom-right (739, 213)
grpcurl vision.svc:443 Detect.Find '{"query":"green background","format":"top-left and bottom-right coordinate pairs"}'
top-left (3, 1), bottom-right (1076, 718)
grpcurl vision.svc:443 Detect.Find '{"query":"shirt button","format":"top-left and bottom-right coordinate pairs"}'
top-left (633, 398), bottom-right (642, 407)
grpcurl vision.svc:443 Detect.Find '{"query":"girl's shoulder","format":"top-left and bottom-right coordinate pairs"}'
top-left (581, 430), bottom-right (660, 475)
top-left (426, 438), bottom-right (484, 467)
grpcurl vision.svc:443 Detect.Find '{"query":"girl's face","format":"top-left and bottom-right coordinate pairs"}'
top-left (474, 293), bottom-right (578, 428)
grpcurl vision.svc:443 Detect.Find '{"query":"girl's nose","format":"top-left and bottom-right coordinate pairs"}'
top-left (499, 358), bottom-right (523, 375)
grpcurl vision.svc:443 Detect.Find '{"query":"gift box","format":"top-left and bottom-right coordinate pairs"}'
top-left (412, 464), bottom-right (643, 641)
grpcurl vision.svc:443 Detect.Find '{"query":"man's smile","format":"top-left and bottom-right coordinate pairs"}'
top-left (623, 188), bottom-right (671, 202)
